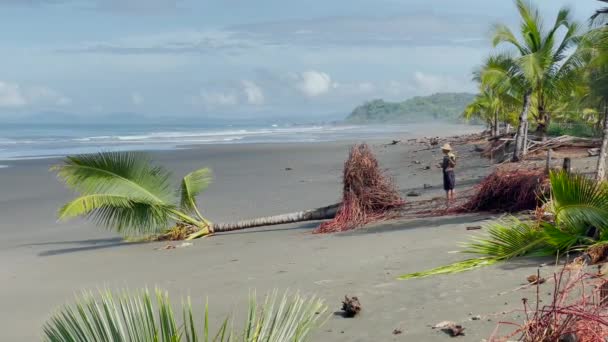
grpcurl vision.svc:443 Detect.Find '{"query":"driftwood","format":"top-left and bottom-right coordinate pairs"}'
top-left (526, 135), bottom-right (601, 155)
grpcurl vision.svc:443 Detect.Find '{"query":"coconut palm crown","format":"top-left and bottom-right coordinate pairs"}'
top-left (52, 152), bottom-right (213, 239)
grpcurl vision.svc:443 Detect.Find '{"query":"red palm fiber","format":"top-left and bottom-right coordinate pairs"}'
top-left (314, 144), bottom-right (405, 233)
top-left (459, 168), bottom-right (549, 213)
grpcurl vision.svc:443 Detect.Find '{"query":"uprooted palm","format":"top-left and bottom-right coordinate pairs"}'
top-left (399, 171), bottom-right (608, 279)
top-left (53, 152), bottom-right (213, 240)
top-left (43, 289), bottom-right (327, 342)
top-left (53, 152), bottom-right (339, 240)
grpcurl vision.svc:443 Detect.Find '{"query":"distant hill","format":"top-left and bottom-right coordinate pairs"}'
top-left (345, 93), bottom-right (476, 123)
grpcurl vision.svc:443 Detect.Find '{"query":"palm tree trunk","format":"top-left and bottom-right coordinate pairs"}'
top-left (186, 204), bottom-right (339, 239)
top-left (596, 102), bottom-right (608, 181)
top-left (493, 111), bottom-right (499, 137)
top-left (513, 91), bottom-right (532, 162)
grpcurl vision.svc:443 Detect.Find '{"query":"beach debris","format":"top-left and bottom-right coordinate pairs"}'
top-left (314, 144), bottom-right (405, 234)
top-left (406, 191), bottom-right (421, 197)
top-left (458, 168), bottom-right (549, 213)
top-left (156, 244), bottom-right (176, 250)
top-left (588, 148), bottom-right (600, 157)
top-left (392, 328), bottom-right (402, 335)
top-left (466, 226), bottom-right (482, 231)
top-left (471, 315), bottom-right (481, 321)
top-left (526, 274), bottom-right (546, 285)
top-left (341, 296), bottom-right (362, 318)
top-left (387, 140), bottom-right (401, 146)
top-left (490, 265), bottom-right (608, 342)
top-left (285, 167), bottom-right (293, 171)
top-left (176, 242), bottom-right (192, 248)
top-left (433, 321), bottom-right (465, 337)
top-left (412, 160), bottom-right (421, 164)
top-left (424, 183), bottom-right (433, 189)
top-left (576, 243), bottom-right (608, 265)
top-left (473, 145), bottom-right (485, 152)
top-left (423, 165), bottom-right (431, 170)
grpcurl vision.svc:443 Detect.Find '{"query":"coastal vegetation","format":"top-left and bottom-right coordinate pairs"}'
top-left (399, 171), bottom-right (608, 279)
top-left (345, 93), bottom-right (475, 123)
top-left (463, 0), bottom-right (608, 162)
top-left (44, 289), bottom-right (327, 342)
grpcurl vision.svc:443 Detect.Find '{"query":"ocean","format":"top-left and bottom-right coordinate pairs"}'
top-left (0, 122), bottom-right (421, 164)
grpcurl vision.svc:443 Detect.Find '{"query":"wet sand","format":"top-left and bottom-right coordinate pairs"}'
top-left (0, 125), bottom-right (570, 341)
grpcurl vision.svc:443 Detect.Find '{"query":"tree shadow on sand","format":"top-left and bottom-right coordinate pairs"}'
top-left (21, 237), bottom-right (139, 257)
top-left (339, 214), bottom-right (497, 236)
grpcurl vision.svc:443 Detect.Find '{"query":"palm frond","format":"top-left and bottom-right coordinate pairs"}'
top-left (397, 257), bottom-right (498, 280)
top-left (52, 152), bottom-right (175, 204)
top-left (51, 152), bottom-right (208, 237)
top-left (549, 171), bottom-right (608, 231)
top-left (180, 168), bottom-right (212, 220)
top-left (463, 218), bottom-right (551, 259)
top-left (58, 194), bottom-right (174, 236)
top-left (43, 288), bottom-right (328, 342)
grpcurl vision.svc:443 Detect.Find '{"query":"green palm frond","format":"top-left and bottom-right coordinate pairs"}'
top-left (180, 168), bottom-right (212, 221)
top-left (397, 257), bottom-right (498, 280)
top-left (58, 194), bottom-right (174, 235)
top-left (43, 289), bottom-right (328, 342)
top-left (463, 218), bottom-right (550, 259)
top-left (52, 152), bottom-right (174, 203)
top-left (52, 152), bottom-right (210, 237)
top-left (549, 171), bottom-right (608, 230)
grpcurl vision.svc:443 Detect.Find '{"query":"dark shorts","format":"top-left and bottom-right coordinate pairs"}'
top-left (443, 170), bottom-right (455, 191)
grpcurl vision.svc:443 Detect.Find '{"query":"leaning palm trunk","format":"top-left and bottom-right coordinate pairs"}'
top-left (186, 204), bottom-right (339, 239)
top-left (596, 103), bottom-right (608, 181)
top-left (512, 91), bottom-right (531, 162)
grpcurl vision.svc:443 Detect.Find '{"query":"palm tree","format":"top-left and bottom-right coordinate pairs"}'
top-left (581, 26), bottom-right (608, 179)
top-left (52, 152), bottom-right (338, 240)
top-left (591, 0), bottom-right (608, 27)
top-left (465, 55), bottom-right (521, 136)
top-left (491, 0), bottom-right (581, 157)
top-left (43, 289), bottom-right (327, 342)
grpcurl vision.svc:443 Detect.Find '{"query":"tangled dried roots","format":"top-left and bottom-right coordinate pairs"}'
top-left (459, 168), bottom-right (549, 213)
top-left (314, 144), bottom-right (405, 233)
top-left (156, 223), bottom-right (199, 241)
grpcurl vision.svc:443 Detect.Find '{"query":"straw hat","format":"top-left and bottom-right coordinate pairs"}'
top-left (441, 143), bottom-right (452, 151)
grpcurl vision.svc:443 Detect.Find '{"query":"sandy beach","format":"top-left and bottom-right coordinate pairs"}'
top-left (0, 124), bottom-right (583, 341)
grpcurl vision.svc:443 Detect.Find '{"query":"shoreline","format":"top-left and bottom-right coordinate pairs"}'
top-left (0, 127), bottom-right (567, 341)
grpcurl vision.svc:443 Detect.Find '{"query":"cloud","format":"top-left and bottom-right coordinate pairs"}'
top-left (241, 80), bottom-right (264, 105)
top-left (411, 71), bottom-right (471, 94)
top-left (191, 89), bottom-right (239, 108)
top-left (0, 0), bottom-right (185, 13)
top-left (131, 92), bottom-right (144, 105)
top-left (58, 30), bottom-right (260, 55)
top-left (290, 70), bottom-right (334, 97)
top-left (0, 81), bottom-right (70, 108)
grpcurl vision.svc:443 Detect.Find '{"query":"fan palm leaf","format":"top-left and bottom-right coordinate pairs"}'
top-left (180, 168), bottom-right (213, 223)
top-left (548, 171), bottom-right (608, 231)
top-left (43, 289), bottom-right (327, 342)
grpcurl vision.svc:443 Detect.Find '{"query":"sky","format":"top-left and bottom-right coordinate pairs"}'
top-left (0, 0), bottom-right (602, 122)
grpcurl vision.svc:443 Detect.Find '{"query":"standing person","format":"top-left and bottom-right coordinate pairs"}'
top-left (440, 143), bottom-right (456, 207)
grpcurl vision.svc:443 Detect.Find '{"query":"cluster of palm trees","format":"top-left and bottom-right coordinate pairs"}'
top-left (463, 0), bottom-right (608, 164)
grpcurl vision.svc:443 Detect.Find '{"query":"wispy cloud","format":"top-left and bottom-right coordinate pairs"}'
top-left (0, 81), bottom-right (71, 109)
top-left (0, 0), bottom-right (186, 13)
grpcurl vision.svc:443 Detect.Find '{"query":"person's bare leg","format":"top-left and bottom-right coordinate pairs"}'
top-left (445, 191), bottom-right (450, 208)
top-left (450, 189), bottom-right (455, 201)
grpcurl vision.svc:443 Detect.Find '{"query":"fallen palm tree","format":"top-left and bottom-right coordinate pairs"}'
top-left (53, 144), bottom-right (402, 241)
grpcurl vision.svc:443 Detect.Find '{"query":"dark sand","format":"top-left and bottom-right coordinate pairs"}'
top-left (0, 125), bottom-right (573, 341)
